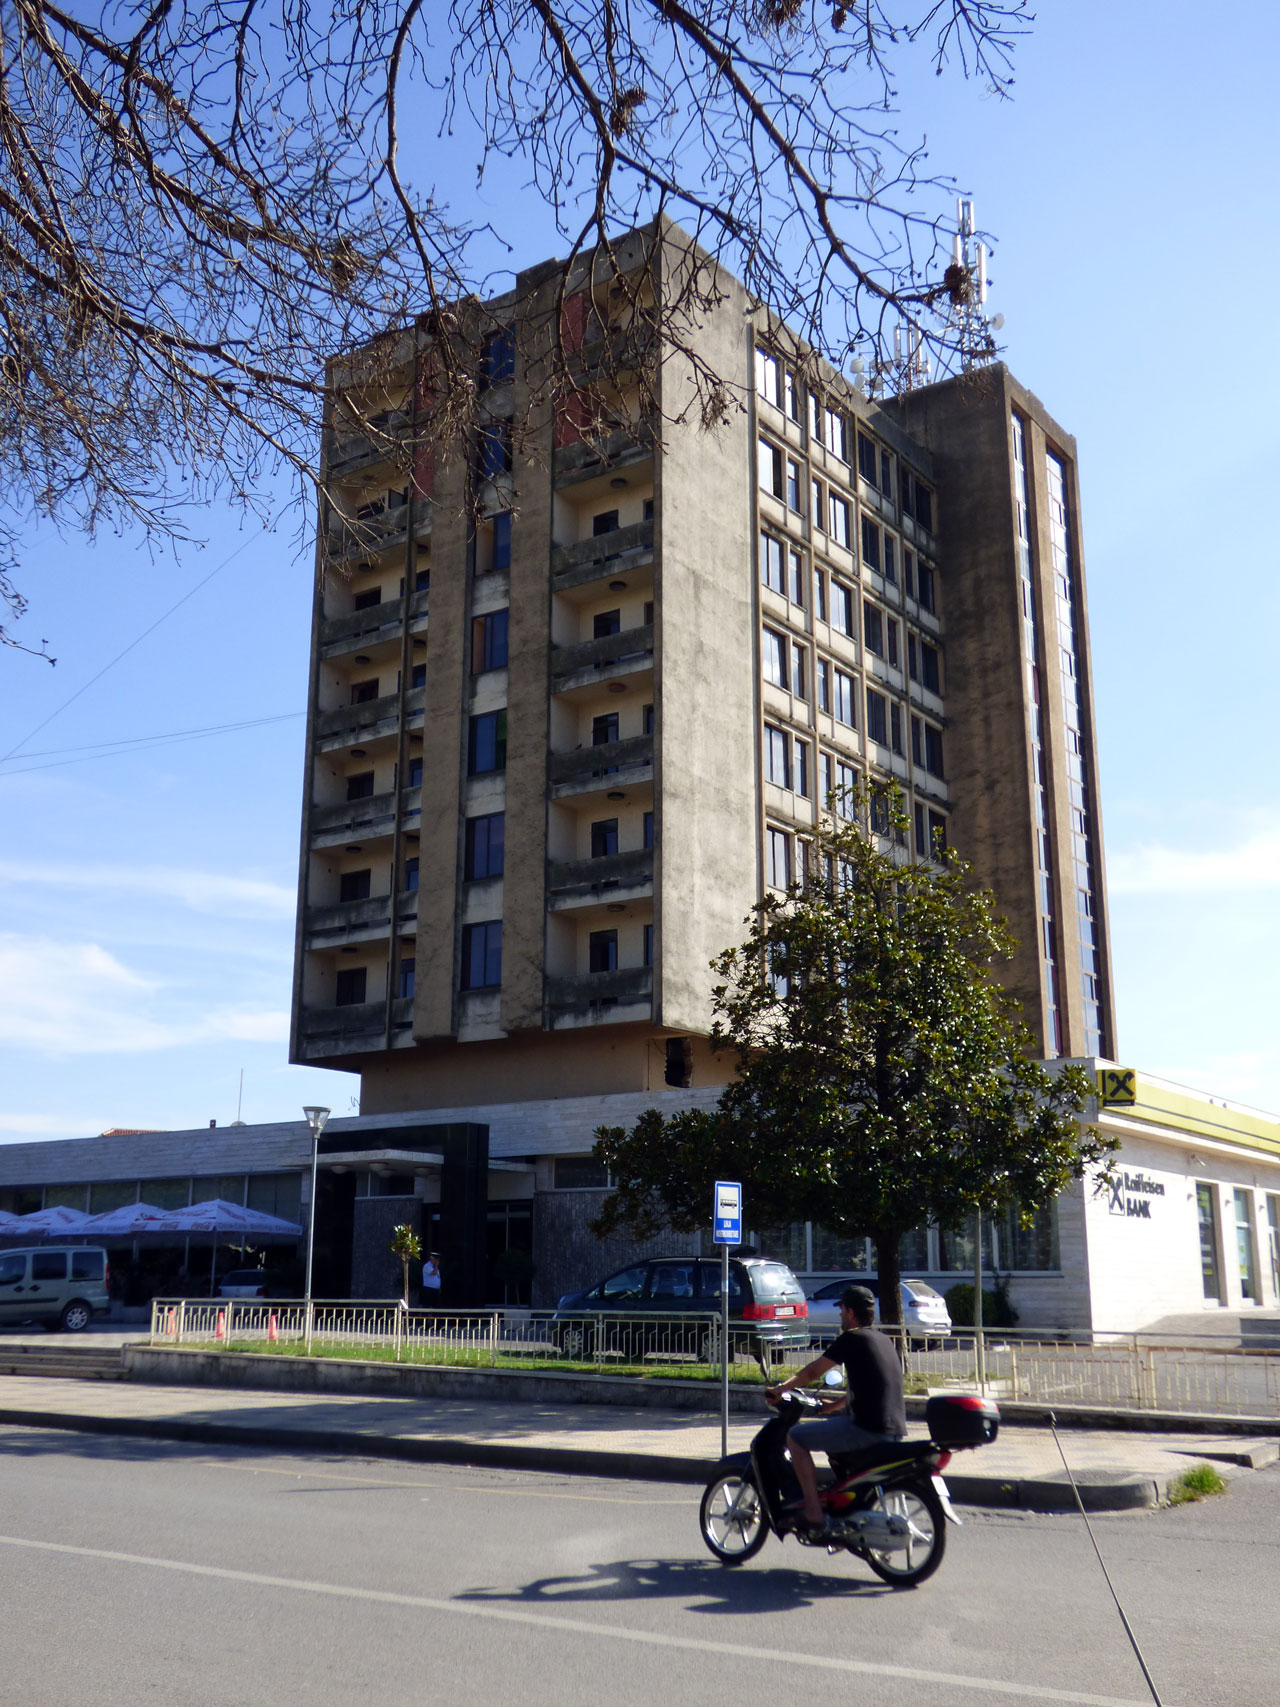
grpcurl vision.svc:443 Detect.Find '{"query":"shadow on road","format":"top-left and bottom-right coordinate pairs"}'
top-left (456, 1554), bottom-right (890, 1616)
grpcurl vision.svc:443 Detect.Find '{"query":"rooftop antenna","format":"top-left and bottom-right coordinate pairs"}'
top-left (230, 1068), bottom-right (246, 1128)
top-left (944, 196), bottom-right (1004, 372)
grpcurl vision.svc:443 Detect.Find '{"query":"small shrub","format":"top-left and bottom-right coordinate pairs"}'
top-left (945, 1279), bottom-right (1019, 1328)
top-left (1168, 1463), bottom-right (1227, 1505)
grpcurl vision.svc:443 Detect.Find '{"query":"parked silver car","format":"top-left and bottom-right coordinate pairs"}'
top-left (803, 1275), bottom-right (951, 1344)
top-left (0, 1246), bottom-right (110, 1332)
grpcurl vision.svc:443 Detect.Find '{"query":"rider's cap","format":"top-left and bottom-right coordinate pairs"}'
top-left (841, 1285), bottom-right (876, 1311)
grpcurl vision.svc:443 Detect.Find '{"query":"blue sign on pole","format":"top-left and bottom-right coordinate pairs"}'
top-left (713, 1180), bottom-right (742, 1246)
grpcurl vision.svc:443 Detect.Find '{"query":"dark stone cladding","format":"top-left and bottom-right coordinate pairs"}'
top-left (530, 1187), bottom-right (693, 1308)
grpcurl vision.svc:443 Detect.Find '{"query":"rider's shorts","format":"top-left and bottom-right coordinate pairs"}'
top-left (790, 1415), bottom-right (906, 1456)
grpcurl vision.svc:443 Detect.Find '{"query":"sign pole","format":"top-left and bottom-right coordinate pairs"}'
top-left (712, 1181), bottom-right (742, 1461)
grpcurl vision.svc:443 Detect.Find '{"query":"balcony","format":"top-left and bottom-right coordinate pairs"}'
top-left (313, 685), bottom-right (425, 752)
top-left (548, 734), bottom-right (653, 800)
top-left (303, 891), bottom-right (418, 947)
top-left (326, 411), bottom-right (410, 476)
top-left (553, 420), bottom-right (656, 488)
top-left (545, 966), bottom-right (653, 1024)
top-left (310, 792), bottom-right (397, 844)
top-left (547, 848), bottom-right (653, 909)
top-left (552, 519), bottom-right (654, 595)
top-left (319, 597), bottom-right (406, 656)
top-left (551, 623), bottom-right (653, 695)
top-left (297, 1002), bottom-right (386, 1057)
top-left (325, 497), bottom-right (431, 565)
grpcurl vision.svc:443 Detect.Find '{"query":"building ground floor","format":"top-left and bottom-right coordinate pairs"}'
top-left (2, 1063), bottom-right (1277, 1334)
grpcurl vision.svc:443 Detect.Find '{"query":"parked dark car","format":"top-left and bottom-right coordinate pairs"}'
top-left (551, 1255), bottom-right (809, 1365)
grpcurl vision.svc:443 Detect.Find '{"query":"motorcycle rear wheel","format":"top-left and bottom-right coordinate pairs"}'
top-left (700, 1471), bottom-right (769, 1564)
top-left (859, 1481), bottom-right (946, 1587)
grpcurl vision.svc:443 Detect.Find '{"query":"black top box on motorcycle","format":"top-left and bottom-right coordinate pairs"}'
top-left (926, 1394), bottom-right (1000, 1448)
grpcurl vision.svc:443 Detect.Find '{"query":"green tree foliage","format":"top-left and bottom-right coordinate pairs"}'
top-left (593, 796), bottom-right (1116, 1324)
top-left (389, 1222), bottom-right (422, 1303)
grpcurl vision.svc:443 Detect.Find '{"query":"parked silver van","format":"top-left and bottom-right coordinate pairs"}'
top-left (0, 1246), bottom-right (110, 1332)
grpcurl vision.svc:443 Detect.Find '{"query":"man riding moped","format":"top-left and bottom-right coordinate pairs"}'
top-left (765, 1283), bottom-right (907, 1535)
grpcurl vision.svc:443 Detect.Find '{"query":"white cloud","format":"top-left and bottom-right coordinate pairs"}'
top-left (1108, 828), bottom-right (1280, 895)
top-left (0, 860), bottom-right (295, 918)
top-left (0, 1111), bottom-right (109, 1137)
top-left (0, 934), bottom-right (288, 1055)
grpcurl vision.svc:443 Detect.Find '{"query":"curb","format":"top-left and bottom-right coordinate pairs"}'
top-left (0, 1404), bottom-right (1171, 1508)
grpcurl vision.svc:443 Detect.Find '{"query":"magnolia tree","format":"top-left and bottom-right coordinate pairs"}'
top-left (593, 796), bottom-right (1116, 1326)
top-left (390, 1222), bottom-right (422, 1304)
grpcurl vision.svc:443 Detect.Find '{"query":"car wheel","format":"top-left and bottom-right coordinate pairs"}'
top-left (700, 1471), bottom-right (769, 1564)
top-left (59, 1300), bottom-right (92, 1333)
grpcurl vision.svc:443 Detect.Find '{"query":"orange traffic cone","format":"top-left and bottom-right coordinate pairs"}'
top-left (215, 1308), bottom-right (227, 1341)
top-left (165, 1309), bottom-right (177, 1338)
top-left (267, 1312), bottom-right (279, 1343)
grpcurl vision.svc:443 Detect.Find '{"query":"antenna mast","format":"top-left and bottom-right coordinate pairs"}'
top-left (944, 197), bottom-right (1004, 371)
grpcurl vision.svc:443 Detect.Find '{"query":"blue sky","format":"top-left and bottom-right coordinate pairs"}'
top-left (1, 0), bottom-right (1277, 1143)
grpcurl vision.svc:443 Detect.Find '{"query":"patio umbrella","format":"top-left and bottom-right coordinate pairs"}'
top-left (13, 1205), bottom-right (91, 1235)
top-left (0, 1210), bottom-right (25, 1235)
top-left (80, 1201), bottom-right (169, 1236)
top-left (154, 1199), bottom-right (303, 1292)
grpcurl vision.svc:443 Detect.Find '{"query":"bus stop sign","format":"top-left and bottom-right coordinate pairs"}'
top-left (713, 1181), bottom-right (742, 1246)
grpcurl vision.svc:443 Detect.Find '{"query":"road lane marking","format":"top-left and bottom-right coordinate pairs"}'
top-left (0, 1533), bottom-right (1146, 1705)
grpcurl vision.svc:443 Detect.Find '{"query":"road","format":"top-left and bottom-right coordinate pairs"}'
top-left (0, 1424), bottom-right (1276, 1707)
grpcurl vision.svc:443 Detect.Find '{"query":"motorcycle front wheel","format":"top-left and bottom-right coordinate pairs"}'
top-left (858, 1480), bottom-right (946, 1587)
top-left (700, 1471), bottom-right (769, 1565)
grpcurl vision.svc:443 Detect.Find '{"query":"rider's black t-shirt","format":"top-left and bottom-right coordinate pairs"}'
top-left (821, 1327), bottom-right (907, 1438)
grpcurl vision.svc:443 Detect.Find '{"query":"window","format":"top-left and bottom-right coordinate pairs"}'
top-left (642, 702), bottom-right (654, 735)
top-left (917, 561), bottom-right (936, 614)
top-left (784, 369), bottom-right (799, 421)
top-left (471, 608), bottom-right (509, 672)
top-left (866, 688), bottom-right (888, 746)
top-left (869, 789), bottom-right (890, 834)
top-left (592, 509), bottom-right (619, 536)
top-left (32, 1251), bottom-right (67, 1280)
top-left (766, 826), bottom-right (792, 888)
top-left (761, 532), bottom-right (785, 593)
top-left (831, 579), bottom-right (855, 638)
top-left (903, 549), bottom-right (916, 601)
top-left (352, 587), bottom-right (382, 611)
top-left (643, 922), bottom-right (654, 966)
top-left (762, 626), bottom-right (788, 689)
top-left (464, 812), bottom-right (505, 880)
top-left (880, 450), bottom-right (894, 503)
top-left (863, 602), bottom-right (883, 656)
top-left (593, 608), bottom-right (621, 638)
top-left (589, 929), bottom-right (618, 972)
top-left (403, 857), bottom-right (419, 892)
top-left (861, 514), bottom-right (881, 574)
top-left (407, 756), bottom-right (423, 789)
top-left (886, 617), bottom-right (899, 669)
top-left (764, 723), bottom-right (790, 788)
top-left (829, 494), bottom-right (850, 549)
top-left (816, 657), bottom-right (831, 712)
top-left (912, 716), bottom-right (944, 777)
top-left (928, 810), bottom-right (947, 855)
top-left (346, 771), bottom-right (374, 801)
top-left (592, 711), bottom-right (618, 746)
top-left (902, 468), bottom-right (934, 532)
top-left (825, 407), bottom-right (847, 462)
top-left (590, 818), bottom-right (619, 857)
top-left (339, 869), bottom-right (371, 903)
top-left (350, 678), bottom-right (379, 704)
top-left (643, 810), bottom-right (654, 849)
top-left (461, 920), bottom-right (502, 989)
top-left (757, 437), bottom-right (783, 497)
top-left (786, 457), bottom-right (802, 511)
top-left (811, 478), bottom-right (825, 531)
top-left (794, 737), bottom-right (810, 798)
top-left (410, 662), bottom-right (426, 689)
top-left (790, 642), bottom-right (807, 700)
top-left (788, 548), bottom-right (805, 606)
top-left (921, 642), bottom-right (940, 694)
top-left (478, 418), bottom-right (512, 479)
top-left (480, 326), bottom-right (515, 388)
top-left (857, 432), bottom-right (878, 486)
top-left (890, 702), bottom-right (904, 755)
top-left (882, 534), bottom-right (897, 584)
top-left (643, 497), bottom-right (654, 521)
top-left (335, 966), bottom-right (367, 1006)
top-left (554, 1154), bottom-right (612, 1190)
top-left (492, 510), bottom-right (512, 571)
top-left (398, 958), bottom-right (416, 999)
top-left (813, 568), bottom-right (827, 623)
top-left (818, 750), bottom-right (833, 805)
top-left (1236, 1190), bottom-right (1259, 1302)
top-left (754, 347), bottom-right (780, 405)
top-left (467, 710), bottom-right (507, 774)
top-left (834, 668), bottom-right (856, 726)
top-left (835, 758), bottom-right (857, 817)
top-left (1197, 1183), bottom-right (1222, 1302)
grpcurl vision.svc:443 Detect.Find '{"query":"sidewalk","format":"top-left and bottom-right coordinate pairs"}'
top-left (0, 1371), bottom-right (1273, 1510)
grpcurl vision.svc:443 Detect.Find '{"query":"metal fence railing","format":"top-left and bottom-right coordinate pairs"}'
top-left (146, 1302), bottom-right (1280, 1417)
top-left (147, 1300), bottom-right (802, 1378)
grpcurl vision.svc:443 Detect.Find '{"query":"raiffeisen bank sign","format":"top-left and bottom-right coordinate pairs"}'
top-left (1106, 1169), bottom-right (1166, 1221)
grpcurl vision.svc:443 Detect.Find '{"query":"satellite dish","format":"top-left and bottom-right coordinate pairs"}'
top-left (850, 357), bottom-right (865, 375)
top-left (990, 314), bottom-right (1005, 331)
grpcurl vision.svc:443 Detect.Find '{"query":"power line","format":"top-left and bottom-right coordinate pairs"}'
top-left (0, 712), bottom-right (304, 777)
top-left (0, 533), bottom-right (259, 765)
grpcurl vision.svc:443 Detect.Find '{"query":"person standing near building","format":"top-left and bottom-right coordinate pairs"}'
top-left (422, 1252), bottom-right (442, 1299)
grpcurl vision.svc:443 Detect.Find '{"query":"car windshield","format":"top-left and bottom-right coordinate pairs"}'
top-left (904, 1281), bottom-right (942, 1301)
top-left (750, 1263), bottom-right (800, 1299)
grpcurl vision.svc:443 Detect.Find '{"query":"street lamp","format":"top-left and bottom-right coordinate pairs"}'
top-left (302, 1106), bottom-right (331, 1312)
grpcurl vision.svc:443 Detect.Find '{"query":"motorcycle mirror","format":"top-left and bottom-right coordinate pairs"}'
top-left (823, 1367), bottom-right (845, 1388)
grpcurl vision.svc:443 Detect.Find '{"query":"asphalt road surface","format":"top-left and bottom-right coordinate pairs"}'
top-left (1, 1424), bottom-right (1276, 1707)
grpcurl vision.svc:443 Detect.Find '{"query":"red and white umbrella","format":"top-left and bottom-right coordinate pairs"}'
top-left (81, 1201), bottom-right (170, 1236)
top-left (154, 1199), bottom-right (301, 1237)
top-left (12, 1205), bottom-right (92, 1235)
